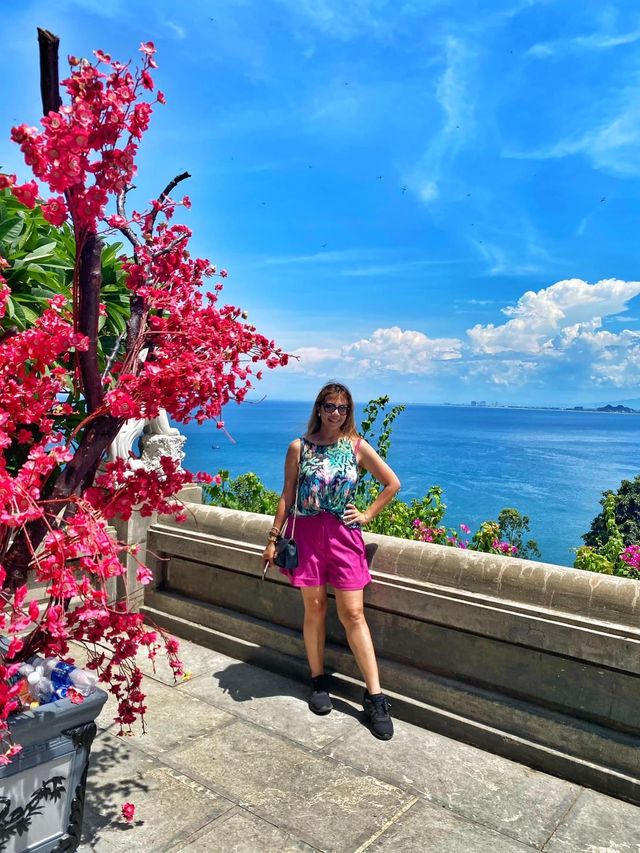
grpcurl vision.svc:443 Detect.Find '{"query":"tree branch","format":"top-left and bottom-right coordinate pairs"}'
top-left (77, 233), bottom-right (104, 412)
top-left (102, 328), bottom-right (126, 380)
top-left (114, 189), bottom-right (142, 249)
top-left (148, 171), bottom-right (191, 234)
top-left (37, 28), bottom-right (62, 114)
top-left (152, 233), bottom-right (189, 258)
top-left (3, 412), bottom-right (124, 590)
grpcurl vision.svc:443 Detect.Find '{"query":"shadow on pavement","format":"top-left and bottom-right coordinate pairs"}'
top-left (211, 661), bottom-right (362, 720)
top-left (82, 733), bottom-right (147, 844)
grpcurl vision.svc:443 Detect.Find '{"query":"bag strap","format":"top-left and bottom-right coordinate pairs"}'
top-left (280, 438), bottom-right (302, 538)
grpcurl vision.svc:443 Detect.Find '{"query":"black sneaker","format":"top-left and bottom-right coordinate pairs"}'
top-left (363, 691), bottom-right (394, 740)
top-left (309, 675), bottom-right (332, 715)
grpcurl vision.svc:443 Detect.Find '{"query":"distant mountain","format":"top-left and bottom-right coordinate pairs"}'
top-left (596, 404), bottom-right (636, 413)
top-left (590, 398), bottom-right (640, 410)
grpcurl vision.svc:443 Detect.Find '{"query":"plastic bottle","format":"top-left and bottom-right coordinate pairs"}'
top-left (26, 668), bottom-right (54, 704)
top-left (49, 661), bottom-right (98, 698)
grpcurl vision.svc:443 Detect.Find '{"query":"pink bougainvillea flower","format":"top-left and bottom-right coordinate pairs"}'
top-left (41, 195), bottom-right (67, 226)
top-left (121, 802), bottom-right (135, 823)
top-left (12, 180), bottom-right (39, 208)
top-left (135, 565), bottom-right (153, 585)
top-left (0, 38), bottom-right (287, 766)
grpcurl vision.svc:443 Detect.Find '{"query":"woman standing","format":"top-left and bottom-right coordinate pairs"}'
top-left (263, 382), bottom-right (401, 740)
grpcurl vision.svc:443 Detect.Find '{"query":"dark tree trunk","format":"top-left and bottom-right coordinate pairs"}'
top-left (77, 233), bottom-right (105, 412)
top-left (3, 413), bottom-right (124, 590)
top-left (37, 28), bottom-right (62, 114)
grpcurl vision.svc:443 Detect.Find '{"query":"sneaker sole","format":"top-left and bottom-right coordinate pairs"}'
top-left (368, 726), bottom-right (393, 740)
top-left (363, 709), bottom-right (393, 740)
top-left (309, 703), bottom-right (332, 715)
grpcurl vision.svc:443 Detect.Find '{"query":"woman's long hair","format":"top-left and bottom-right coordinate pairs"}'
top-left (306, 382), bottom-right (358, 438)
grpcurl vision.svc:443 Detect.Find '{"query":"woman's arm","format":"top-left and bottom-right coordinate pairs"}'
top-left (343, 439), bottom-right (401, 526)
top-left (263, 439), bottom-right (301, 565)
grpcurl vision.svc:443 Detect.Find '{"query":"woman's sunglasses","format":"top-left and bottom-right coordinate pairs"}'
top-left (322, 403), bottom-right (349, 414)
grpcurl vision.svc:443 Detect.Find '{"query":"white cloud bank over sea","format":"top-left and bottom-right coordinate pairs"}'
top-left (290, 278), bottom-right (640, 392)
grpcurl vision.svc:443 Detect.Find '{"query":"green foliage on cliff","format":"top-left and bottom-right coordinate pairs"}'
top-left (583, 475), bottom-right (640, 549)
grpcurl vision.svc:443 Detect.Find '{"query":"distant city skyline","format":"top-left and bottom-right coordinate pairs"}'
top-left (3, 0), bottom-right (640, 406)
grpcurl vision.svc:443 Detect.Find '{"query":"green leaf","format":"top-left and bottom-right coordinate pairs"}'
top-left (3, 294), bottom-right (15, 319)
top-left (21, 241), bottom-right (57, 263)
top-left (12, 301), bottom-right (39, 326)
top-left (0, 216), bottom-right (22, 243)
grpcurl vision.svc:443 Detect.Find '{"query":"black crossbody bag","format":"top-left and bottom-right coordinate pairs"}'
top-left (263, 443), bottom-right (301, 578)
top-left (274, 455), bottom-right (300, 571)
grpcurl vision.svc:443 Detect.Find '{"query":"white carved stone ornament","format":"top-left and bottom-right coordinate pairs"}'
top-left (107, 409), bottom-right (186, 474)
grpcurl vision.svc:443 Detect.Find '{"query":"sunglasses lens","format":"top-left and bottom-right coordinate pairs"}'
top-left (323, 404), bottom-right (348, 414)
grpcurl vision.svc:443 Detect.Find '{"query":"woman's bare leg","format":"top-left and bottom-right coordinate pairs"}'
top-left (334, 588), bottom-right (381, 694)
top-left (300, 585), bottom-right (328, 677)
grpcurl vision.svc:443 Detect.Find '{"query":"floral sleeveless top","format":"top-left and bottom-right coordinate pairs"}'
top-left (296, 436), bottom-right (359, 523)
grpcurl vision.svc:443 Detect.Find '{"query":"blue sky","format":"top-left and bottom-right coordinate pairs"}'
top-left (3, 0), bottom-right (640, 405)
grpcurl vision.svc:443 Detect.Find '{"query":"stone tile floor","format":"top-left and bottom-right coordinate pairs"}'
top-left (79, 638), bottom-right (640, 853)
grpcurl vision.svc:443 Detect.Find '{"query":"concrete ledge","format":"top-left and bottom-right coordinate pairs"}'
top-left (145, 504), bottom-right (640, 805)
top-left (157, 503), bottom-right (640, 625)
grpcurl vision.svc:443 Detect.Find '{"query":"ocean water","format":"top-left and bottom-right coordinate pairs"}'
top-left (178, 402), bottom-right (640, 568)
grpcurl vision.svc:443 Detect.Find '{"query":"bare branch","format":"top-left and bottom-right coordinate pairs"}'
top-left (114, 189), bottom-right (142, 249)
top-left (148, 171), bottom-right (191, 234)
top-left (37, 28), bottom-right (62, 114)
top-left (102, 328), bottom-right (127, 380)
top-left (152, 233), bottom-right (189, 258)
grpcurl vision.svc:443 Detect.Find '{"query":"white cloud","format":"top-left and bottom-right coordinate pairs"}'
top-left (467, 359), bottom-right (539, 386)
top-left (261, 248), bottom-right (375, 266)
top-left (287, 346), bottom-right (338, 373)
top-left (274, 0), bottom-right (393, 42)
top-left (341, 258), bottom-right (465, 277)
top-left (505, 86), bottom-right (640, 177)
top-left (592, 343), bottom-right (640, 386)
top-left (471, 237), bottom-right (551, 277)
top-left (167, 21), bottom-right (187, 39)
top-left (467, 278), bottom-right (640, 354)
top-left (285, 279), bottom-right (640, 391)
top-left (409, 36), bottom-right (476, 204)
top-left (527, 29), bottom-right (640, 58)
top-left (345, 326), bottom-right (463, 372)
top-left (418, 181), bottom-right (439, 203)
top-left (291, 325), bottom-right (464, 377)
top-left (259, 249), bottom-right (465, 276)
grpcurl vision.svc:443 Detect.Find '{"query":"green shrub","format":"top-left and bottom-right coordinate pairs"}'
top-left (203, 470), bottom-right (279, 515)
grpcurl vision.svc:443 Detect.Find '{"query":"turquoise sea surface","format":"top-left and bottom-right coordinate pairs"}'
top-left (178, 402), bottom-right (640, 568)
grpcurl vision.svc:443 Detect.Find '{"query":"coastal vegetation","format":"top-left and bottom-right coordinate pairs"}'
top-left (574, 481), bottom-right (640, 578)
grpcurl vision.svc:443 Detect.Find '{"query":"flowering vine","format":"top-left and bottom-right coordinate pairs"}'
top-left (0, 32), bottom-right (287, 764)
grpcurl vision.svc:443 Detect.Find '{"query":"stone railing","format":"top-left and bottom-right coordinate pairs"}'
top-left (141, 493), bottom-right (640, 805)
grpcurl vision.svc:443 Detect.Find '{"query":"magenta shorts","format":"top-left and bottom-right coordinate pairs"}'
top-left (279, 511), bottom-right (371, 590)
